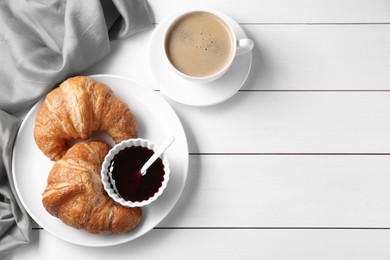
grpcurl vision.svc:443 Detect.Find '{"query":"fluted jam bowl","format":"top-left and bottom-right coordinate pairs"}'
top-left (101, 138), bottom-right (170, 207)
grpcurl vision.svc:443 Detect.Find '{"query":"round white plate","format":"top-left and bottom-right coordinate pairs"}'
top-left (12, 74), bottom-right (189, 247)
top-left (148, 9), bottom-right (252, 107)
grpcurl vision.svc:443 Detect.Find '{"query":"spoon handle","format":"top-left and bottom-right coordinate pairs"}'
top-left (140, 136), bottom-right (175, 175)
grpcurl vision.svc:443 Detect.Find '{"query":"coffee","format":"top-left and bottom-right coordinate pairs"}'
top-left (165, 11), bottom-right (233, 78)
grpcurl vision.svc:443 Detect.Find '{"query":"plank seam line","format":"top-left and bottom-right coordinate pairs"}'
top-left (31, 227), bottom-right (390, 230)
top-left (154, 90), bottom-right (390, 92)
top-left (240, 22), bottom-right (390, 25)
top-left (152, 22), bottom-right (390, 26)
top-left (154, 227), bottom-right (390, 230)
top-left (189, 153), bottom-right (390, 156)
top-left (238, 90), bottom-right (390, 92)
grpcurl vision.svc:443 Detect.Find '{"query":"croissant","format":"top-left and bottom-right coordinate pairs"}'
top-left (34, 76), bottom-right (137, 161)
top-left (42, 141), bottom-right (142, 234)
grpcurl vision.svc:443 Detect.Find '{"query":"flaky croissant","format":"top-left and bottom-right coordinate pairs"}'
top-left (42, 141), bottom-right (142, 234)
top-left (34, 76), bottom-right (137, 161)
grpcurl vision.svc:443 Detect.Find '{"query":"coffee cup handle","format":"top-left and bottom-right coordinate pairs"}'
top-left (236, 39), bottom-right (254, 56)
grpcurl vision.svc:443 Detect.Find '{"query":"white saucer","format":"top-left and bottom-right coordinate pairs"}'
top-left (148, 11), bottom-right (253, 107)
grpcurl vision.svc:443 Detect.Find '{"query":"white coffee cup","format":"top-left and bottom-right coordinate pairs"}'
top-left (163, 9), bottom-right (254, 84)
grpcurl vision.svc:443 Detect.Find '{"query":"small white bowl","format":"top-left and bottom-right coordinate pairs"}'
top-left (101, 138), bottom-right (170, 207)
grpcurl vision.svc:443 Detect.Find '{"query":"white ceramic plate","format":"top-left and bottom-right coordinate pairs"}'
top-left (148, 8), bottom-right (252, 107)
top-left (12, 74), bottom-right (189, 247)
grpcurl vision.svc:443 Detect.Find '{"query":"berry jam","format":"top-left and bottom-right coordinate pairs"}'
top-left (108, 146), bottom-right (165, 202)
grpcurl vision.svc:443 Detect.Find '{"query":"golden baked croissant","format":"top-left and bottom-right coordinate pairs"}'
top-left (34, 76), bottom-right (137, 161)
top-left (42, 141), bottom-right (142, 234)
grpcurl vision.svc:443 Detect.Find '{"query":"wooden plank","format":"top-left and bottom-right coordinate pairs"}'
top-left (245, 25), bottom-right (390, 90)
top-left (148, 0), bottom-right (390, 23)
top-left (166, 92), bottom-right (390, 153)
top-left (159, 155), bottom-right (390, 228)
top-left (31, 155), bottom-right (390, 228)
top-left (86, 25), bottom-right (390, 90)
top-left (11, 229), bottom-right (390, 260)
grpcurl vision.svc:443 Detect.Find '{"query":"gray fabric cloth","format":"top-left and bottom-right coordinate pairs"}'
top-left (0, 0), bottom-right (152, 258)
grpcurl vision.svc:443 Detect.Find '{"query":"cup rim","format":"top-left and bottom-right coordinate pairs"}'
top-left (100, 138), bottom-right (170, 208)
top-left (163, 8), bottom-right (237, 83)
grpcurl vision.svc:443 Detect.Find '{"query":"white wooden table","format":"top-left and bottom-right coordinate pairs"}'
top-left (10, 1), bottom-right (390, 259)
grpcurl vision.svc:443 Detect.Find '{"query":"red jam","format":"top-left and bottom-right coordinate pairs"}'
top-left (108, 146), bottom-right (165, 202)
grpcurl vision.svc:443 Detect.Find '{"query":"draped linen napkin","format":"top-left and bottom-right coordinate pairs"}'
top-left (0, 0), bottom-right (152, 258)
